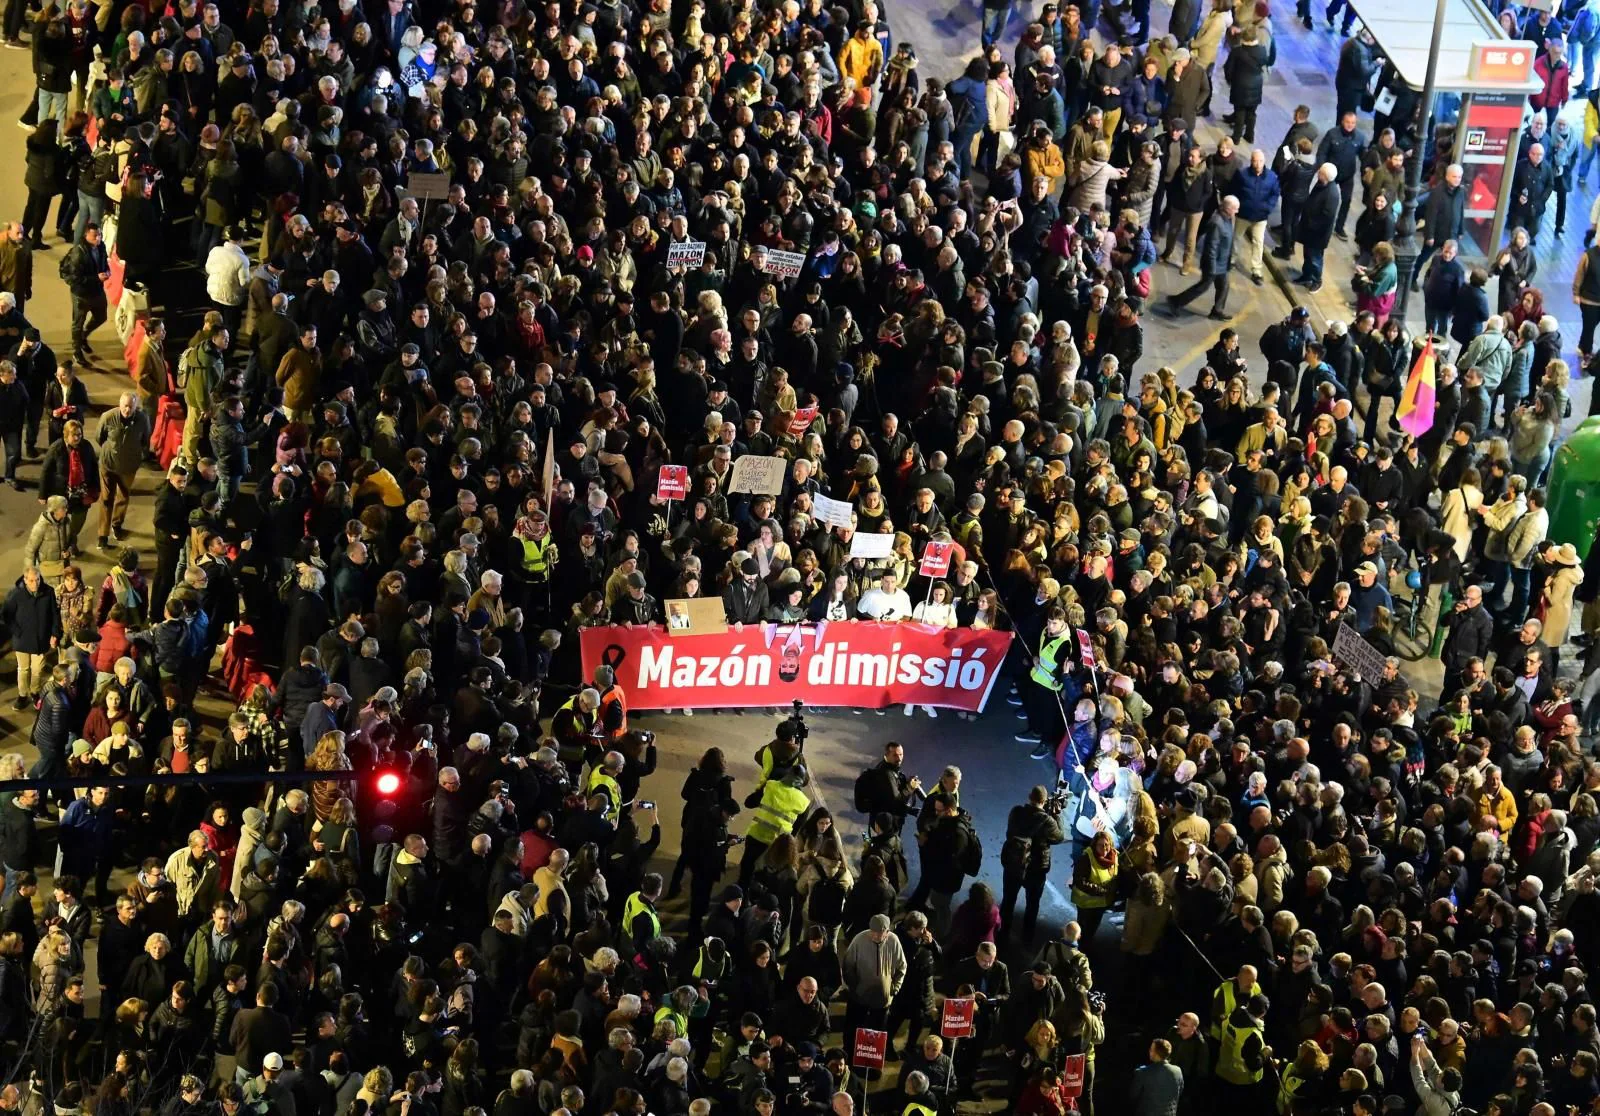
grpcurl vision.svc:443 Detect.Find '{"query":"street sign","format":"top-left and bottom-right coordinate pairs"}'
top-left (851, 1028), bottom-right (887, 1069)
top-left (657, 465), bottom-right (689, 501)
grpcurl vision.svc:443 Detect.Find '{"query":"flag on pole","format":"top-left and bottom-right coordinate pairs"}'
top-left (1395, 339), bottom-right (1437, 439)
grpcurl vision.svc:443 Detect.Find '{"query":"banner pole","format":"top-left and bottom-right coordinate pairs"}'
top-left (946, 1036), bottom-right (957, 1096)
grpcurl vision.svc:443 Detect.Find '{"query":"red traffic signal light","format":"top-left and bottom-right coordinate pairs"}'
top-left (375, 771), bottom-right (402, 796)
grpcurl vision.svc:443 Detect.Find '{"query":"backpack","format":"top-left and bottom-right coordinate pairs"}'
top-left (957, 812), bottom-right (983, 876)
top-left (57, 244), bottom-right (81, 285)
top-left (808, 868), bottom-right (849, 926)
top-left (853, 766), bottom-right (879, 814)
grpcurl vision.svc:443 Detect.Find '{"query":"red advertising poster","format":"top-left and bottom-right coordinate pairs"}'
top-left (1062, 1054), bottom-right (1086, 1097)
top-left (657, 465), bottom-right (690, 500)
top-left (1459, 91), bottom-right (1525, 254)
top-left (789, 404), bottom-right (819, 436)
top-left (940, 998), bottom-right (976, 1038)
top-left (851, 1029), bottom-right (887, 1069)
top-left (579, 621), bottom-right (1012, 712)
top-left (919, 540), bottom-right (953, 578)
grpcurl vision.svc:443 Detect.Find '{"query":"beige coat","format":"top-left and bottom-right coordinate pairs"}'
top-left (1440, 485), bottom-right (1484, 562)
top-left (1543, 561), bottom-right (1584, 644)
top-left (1192, 10), bottom-right (1231, 67)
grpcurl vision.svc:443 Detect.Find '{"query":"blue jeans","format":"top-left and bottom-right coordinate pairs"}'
top-left (981, 2), bottom-right (1010, 47)
top-left (72, 189), bottom-right (104, 245)
top-left (1507, 566), bottom-right (1533, 622)
top-left (1581, 38), bottom-right (1600, 92)
top-left (35, 88), bottom-right (66, 129)
top-left (1300, 243), bottom-right (1327, 284)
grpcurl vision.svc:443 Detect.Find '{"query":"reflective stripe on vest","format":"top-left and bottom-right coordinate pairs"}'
top-left (746, 780), bottom-right (811, 845)
top-left (1030, 632), bottom-right (1069, 690)
top-left (1216, 1017), bottom-right (1265, 1085)
top-left (1277, 1064), bottom-right (1307, 1114)
top-left (624, 891), bottom-right (661, 943)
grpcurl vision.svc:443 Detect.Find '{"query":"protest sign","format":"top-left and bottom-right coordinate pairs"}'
top-left (729, 455), bottom-right (787, 495)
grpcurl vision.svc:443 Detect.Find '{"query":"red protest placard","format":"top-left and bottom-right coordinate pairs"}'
top-left (919, 540), bottom-right (953, 578)
top-left (1061, 1054), bottom-right (1086, 1097)
top-left (789, 404), bottom-right (819, 436)
top-left (1075, 629), bottom-right (1096, 668)
top-left (657, 465), bottom-right (690, 501)
top-left (940, 998), bottom-right (975, 1038)
top-left (851, 1028), bottom-right (887, 1069)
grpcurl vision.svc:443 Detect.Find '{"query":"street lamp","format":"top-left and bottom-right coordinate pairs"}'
top-left (1392, 0), bottom-right (1450, 324)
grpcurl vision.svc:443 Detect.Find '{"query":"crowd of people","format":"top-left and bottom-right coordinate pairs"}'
top-left (0, 2), bottom-right (1598, 1116)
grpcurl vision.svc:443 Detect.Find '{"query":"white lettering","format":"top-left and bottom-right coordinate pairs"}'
top-left (718, 645), bottom-right (747, 687)
top-left (639, 645), bottom-right (673, 687)
top-left (959, 660), bottom-right (987, 690)
top-left (809, 644), bottom-right (835, 686)
top-left (922, 659), bottom-right (947, 687)
top-left (671, 658), bottom-right (697, 688)
top-left (897, 654), bottom-right (923, 684)
top-left (747, 656), bottom-right (771, 686)
top-left (696, 658), bottom-right (719, 687)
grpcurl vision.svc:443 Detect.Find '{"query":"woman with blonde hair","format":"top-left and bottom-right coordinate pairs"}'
top-left (307, 731), bottom-right (352, 823)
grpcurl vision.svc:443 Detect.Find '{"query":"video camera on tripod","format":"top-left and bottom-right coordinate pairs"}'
top-left (1044, 773), bottom-right (1073, 815)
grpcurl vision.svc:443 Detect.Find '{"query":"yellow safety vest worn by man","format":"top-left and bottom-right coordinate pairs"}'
top-left (623, 889), bottom-right (661, 950)
top-left (519, 533), bottom-right (556, 580)
top-left (586, 765), bottom-right (621, 812)
top-left (1030, 629), bottom-right (1070, 691)
top-left (1209, 975), bottom-right (1263, 1039)
top-left (1216, 1007), bottom-right (1267, 1085)
top-left (747, 778), bottom-right (811, 846)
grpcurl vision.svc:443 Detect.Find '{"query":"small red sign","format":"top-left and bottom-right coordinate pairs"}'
top-left (789, 404), bottom-right (819, 436)
top-left (657, 465), bottom-right (690, 501)
top-left (1062, 1054), bottom-right (1087, 1097)
top-left (919, 540), bottom-right (953, 578)
top-left (1075, 629), bottom-right (1097, 667)
top-left (851, 1028), bottom-right (887, 1069)
top-left (940, 998), bottom-right (975, 1038)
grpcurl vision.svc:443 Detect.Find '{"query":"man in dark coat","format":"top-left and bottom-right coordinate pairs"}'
top-left (1316, 110), bottom-right (1367, 237)
top-left (1166, 197), bottom-right (1239, 321)
top-left (1415, 163), bottom-right (1467, 289)
top-left (1443, 583), bottom-right (1496, 691)
top-left (1295, 165), bottom-right (1342, 291)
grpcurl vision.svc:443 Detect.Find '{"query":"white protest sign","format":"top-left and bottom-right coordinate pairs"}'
top-left (760, 250), bottom-right (807, 279)
top-left (812, 493), bottom-right (855, 528)
top-left (1332, 623), bottom-right (1390, 683)
top-left (849, 532), bottom-right (895, 560)
top-left (666, 240), bottom-right (707, 267)
top-left (729, 454), bottom-right (787, 496)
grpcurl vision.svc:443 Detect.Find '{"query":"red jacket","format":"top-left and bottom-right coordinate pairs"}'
top-left (1533, 55), bottom-right (1571, 110)
top-left (92, 619), bottom-right (134, 673)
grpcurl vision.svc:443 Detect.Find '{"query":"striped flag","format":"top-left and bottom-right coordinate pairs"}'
top-left (1395, 339), bottom-right (1437, 439)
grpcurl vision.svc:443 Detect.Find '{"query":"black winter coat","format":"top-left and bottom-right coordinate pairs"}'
top-left (1299, 180), bottom-right (1341, 248)
top-left (2, 578), bottom-right (59, 652)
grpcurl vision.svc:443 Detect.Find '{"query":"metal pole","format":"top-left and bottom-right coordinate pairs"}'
top-left (1393, 0), bottom-right (1451, 323)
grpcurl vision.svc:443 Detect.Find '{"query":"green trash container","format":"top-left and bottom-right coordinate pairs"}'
top-left (1547, 416), bottom-right (1600, 559)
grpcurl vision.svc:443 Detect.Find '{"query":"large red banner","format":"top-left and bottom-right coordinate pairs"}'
top-left (579, 621), bottom-right (1011, 712)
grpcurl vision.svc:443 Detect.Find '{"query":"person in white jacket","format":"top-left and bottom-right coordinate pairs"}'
top-left (203, 224), bottom-right (252, 336)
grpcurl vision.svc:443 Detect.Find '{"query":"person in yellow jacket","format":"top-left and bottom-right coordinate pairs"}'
top-left (585, 750), bottom-right (625, 815)
top-left (1209, 964), bottom-right (1263, 1040)
top-left (1476, 764), bottom-right (1519, 835)
top-left (740, 770), bottom-right (810, 888)
top-left (1215, 993), bottom-right (1270, 1107)
top-left (1023, 127), bottom-right (1068, 197)
top-left (1070, 830), bottom-right (1118, 942)
top-left (837, 20), bottom-right (883, 90)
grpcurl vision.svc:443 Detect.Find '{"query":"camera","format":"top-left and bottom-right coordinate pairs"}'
top-left (785, 699), bottom-right (809, 747)
top-left (1044, 774), bottom-right (1072, 815)
top-left (638, 800), bottom-right (656, 811)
